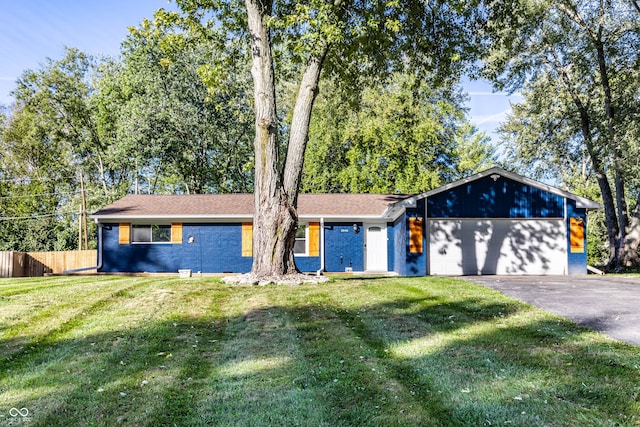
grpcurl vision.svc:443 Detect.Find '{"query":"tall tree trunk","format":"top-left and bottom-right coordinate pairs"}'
top-left (595, 38), bottom-right (631, 267)
top-left (547, 48), bottom-right (620, 265)
top-left (283, 51), bottom-right (327, 202)
top-left (245, 0), bottom-right (299, 276)
top-left (558, 0), bottom-right (633, 268)
top-left (577, 109), bottom-right (619, 266)
top-left (244, 0), bottom-right (333, 278)
top-left (625, 194), bottom-right (640, 266)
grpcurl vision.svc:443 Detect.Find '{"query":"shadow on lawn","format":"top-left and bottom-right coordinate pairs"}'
top-left (2, 316), bottom-right (224, 426)
top-left (2, 287), bottom-right (639, 426)
top-left (319, 296), bottom-right (640, 425)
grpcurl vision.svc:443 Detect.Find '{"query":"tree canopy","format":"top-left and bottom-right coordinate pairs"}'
top-left (484, 0), bottom-right (640, 268)
top-left (0, 1), bottom-right (494, 255)
top-left (303, 73), bottom-right (494, 194)
top-left (6, 0), bottom-right (638, 273)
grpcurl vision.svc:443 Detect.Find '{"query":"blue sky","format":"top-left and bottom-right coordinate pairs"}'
top-left (0, 0), bottom-right (519, 142)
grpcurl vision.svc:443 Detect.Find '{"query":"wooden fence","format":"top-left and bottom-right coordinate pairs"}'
top-left (0, 250), bottom-right (97, 277)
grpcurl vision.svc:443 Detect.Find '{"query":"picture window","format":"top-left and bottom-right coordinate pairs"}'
top-left (131, 224), bottom-right (171, 243)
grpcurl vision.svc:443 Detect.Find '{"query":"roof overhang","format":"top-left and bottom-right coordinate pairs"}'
top-left (92, 213), bottom-right (395, 223)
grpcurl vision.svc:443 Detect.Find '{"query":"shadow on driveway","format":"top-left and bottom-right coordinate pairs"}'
top-left (463, 275), bottom-right (640, 346)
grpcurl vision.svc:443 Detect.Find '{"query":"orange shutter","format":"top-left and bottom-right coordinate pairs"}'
top-left (570, 217), bottom-right (585, 253)
top-left (242, 223), bottom-right (253, 257)
top-left (119, 223), bottom-right (130, 244)
top-left (171, 223), bottom-right (183, 244)
top-left (409, 217), bottom-right (423, 253)
top-left (309, 222), bottom-right (320, 256)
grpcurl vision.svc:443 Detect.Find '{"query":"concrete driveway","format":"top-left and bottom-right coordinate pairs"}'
top-left (463, 275), bottom-right (640, 346)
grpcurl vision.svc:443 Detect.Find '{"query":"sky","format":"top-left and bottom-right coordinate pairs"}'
top-left (0, 0), bottom-right (520, 143)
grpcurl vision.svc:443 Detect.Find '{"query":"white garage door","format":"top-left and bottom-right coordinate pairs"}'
top-left (428, 219), bottom-right (567, 275)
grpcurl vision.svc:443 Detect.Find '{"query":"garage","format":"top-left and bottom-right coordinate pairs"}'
top-left (401, 167), bottom-right (602, 276)
top-left (428, 218), bottom-right (567, 275)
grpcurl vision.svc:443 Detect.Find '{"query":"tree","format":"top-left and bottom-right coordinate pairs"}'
top-left (169, 0), bottom-right (486, 279)
top-left (0, 49), bottom-right (108, 251)
top-left (484, 0), bottom-right (640, 269)
top-left (94, 17), bottom-right (255, 195)
top-left (302, 73), bottom-right (494, 193)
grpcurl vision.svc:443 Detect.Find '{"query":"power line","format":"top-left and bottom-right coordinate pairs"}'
top-left (0, 211), bottom-right (77, 221)
top-left (0, 176), bottom-right (76, 183)
top-left (0, 191), bottom-right (80, 200)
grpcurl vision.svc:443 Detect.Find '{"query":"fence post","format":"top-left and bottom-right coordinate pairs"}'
top-left (0, 251), bottom-right (13, 278)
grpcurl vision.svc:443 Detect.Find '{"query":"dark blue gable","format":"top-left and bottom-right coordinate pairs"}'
top-left (427, 175), bottom-right (564, 218)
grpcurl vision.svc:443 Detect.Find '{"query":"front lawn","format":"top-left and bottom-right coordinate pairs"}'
top-left (0, 276), bottom-right (639, 426)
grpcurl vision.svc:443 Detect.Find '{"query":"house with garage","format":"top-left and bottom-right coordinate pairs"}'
top-left (91, 167), bottom-right (600, 276)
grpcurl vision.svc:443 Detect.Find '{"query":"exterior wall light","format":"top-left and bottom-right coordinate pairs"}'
top-left (353, 224), bottom-right (360, 234)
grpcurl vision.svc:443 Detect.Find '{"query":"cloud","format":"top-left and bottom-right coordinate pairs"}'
top-left (471, 110), bottom-right (511, 125)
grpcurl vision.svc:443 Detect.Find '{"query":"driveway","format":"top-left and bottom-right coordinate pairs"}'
top-left (464, 275), bottom-right (640, 346)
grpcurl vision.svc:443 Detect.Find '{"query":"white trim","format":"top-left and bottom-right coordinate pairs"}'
top-left (92, 214), bottom-right (254, 222)
top-left (294, 223), bottom-right (309, 256)
top-left (92, 214), bottom-right (390, 222)
top-left (364, 223), bottom-right (388, 272)
top-left (320, 217), bottom-right (325, 272)
top-left (424, 198), bottom-right (429, 276)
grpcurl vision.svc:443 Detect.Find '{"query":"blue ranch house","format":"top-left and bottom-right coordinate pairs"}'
top-left (91, 168), bottom-right (600, 276)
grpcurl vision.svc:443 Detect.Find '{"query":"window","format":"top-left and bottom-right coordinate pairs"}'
top-left (131, 224), bottom-right (171, 243)
top-left (294, 224), bottom-right (308, 255)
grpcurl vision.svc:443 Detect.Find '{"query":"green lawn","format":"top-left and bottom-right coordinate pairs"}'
top-left (1, 276), bottom-right (639, 426)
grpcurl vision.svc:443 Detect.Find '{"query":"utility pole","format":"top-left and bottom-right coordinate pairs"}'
top-left (80, 173), bottom-right (88, 250)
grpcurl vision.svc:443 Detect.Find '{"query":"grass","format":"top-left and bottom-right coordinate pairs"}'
top-left (0, 276), bottom-right (639, 426)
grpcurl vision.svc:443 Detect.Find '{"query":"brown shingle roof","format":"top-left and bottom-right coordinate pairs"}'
top-left (92, 193), bottom-right (411, 219)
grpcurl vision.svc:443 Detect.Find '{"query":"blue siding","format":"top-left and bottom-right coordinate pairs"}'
top-left (97, 170), bottom-right (594, 276)
top-left (324, 222), bottom-right (364, 272)
top-left (296, 256), bottom-right (321, 273)
top-left (427, 175), bottom-right (564, 219)
top-left (566, 201), bottom-right (588, 275)
top-left (386, 222), bottom-right (395, 273)
top-left (181, 224), bottom-right (253, 273)
top-left (406, 200), bottom-right (427, 276)
top-left (101, 223), bottom-right (254, 273)
top-left (388, 216), bottom-right (406, 275)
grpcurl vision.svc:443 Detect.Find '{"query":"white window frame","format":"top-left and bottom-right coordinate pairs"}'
top-left (294, 224), bottom-right (309, 256)
top-left (131, 224), bottom-right (172, 244)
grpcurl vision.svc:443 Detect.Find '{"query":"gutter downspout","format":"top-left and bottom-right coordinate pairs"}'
top-left (317, 217), bottom-right (325, 275)
top-left (63, 222), bottom-right (104, 273)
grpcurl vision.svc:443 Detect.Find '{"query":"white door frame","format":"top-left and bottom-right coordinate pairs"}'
top-left (364, 223), bottom-right (388, 271)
